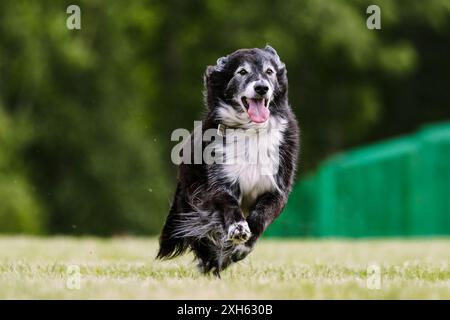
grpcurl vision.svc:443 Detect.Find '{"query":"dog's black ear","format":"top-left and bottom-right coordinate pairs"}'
top-left (204, 65), bottom-right (215, 82)
top-left (204, 55), bottom-right (228, 79)
top-left (204, 55), bottom-right (229, 89)
top-left (203, 55), bottom-right (229, 108)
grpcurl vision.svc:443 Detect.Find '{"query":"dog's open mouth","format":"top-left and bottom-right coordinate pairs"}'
top-left (241, 97), bottom-right (270, 123)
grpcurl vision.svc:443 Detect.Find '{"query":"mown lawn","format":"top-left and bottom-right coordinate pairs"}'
top-left (0, 237), bottom-right (449, 299)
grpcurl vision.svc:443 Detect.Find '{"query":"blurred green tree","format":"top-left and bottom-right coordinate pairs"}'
top-left (0, 0), bottom-right (170, 235)
top-left (0, 107), bottom-right (42, 233)
top-left (0, 0), bottom-right (448, 235)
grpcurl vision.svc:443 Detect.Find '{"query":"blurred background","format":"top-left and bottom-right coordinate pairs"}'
top-left (0, 0), bottom-right (449, 236)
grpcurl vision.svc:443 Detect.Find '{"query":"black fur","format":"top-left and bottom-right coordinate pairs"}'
top-left (157, 46), bottom-right (299, 276)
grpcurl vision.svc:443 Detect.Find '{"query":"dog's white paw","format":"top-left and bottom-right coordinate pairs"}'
top-left (227, 221), bottom-right (251, 244)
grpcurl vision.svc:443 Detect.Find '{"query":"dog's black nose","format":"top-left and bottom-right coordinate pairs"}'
top-left (254, 84), bottom-right (269, 95)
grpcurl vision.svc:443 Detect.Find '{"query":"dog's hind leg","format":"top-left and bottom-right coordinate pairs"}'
top-left (191, 237), bottom-right (237, 277)
top-left (191, 239), bottom-right (218, 274)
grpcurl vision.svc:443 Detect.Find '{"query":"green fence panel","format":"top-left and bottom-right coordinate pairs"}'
top-left (316, 164), bottom-right (336, 237)
top-left (410, 123), bottom-right (450, 235)
top-left (318, 137), bottom-right (417, 237)
top-left (265, 121), bottom-right (450, 238)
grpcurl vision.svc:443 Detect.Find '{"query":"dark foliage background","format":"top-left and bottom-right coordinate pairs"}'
top-left (0, 0), bottom-right (449, 235)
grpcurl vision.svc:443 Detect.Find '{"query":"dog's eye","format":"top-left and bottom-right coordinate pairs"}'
top-left (266, 68), bottom-right (274, 75)
top-left (238, 69), bottom-right (248, 76)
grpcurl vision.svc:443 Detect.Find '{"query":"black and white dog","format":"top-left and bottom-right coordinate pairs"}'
top-left (157, 46), bottom-right (299, 276)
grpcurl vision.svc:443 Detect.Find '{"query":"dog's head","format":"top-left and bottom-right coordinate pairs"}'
top-left (204, 45), bottom-right (288, 126)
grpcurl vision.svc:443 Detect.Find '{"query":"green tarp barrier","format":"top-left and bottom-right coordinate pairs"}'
top-left (265, 122), bottom-right (450, 237)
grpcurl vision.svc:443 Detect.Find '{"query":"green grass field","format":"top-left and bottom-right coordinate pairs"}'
top-left (0, 237), bottom-right (449, 299)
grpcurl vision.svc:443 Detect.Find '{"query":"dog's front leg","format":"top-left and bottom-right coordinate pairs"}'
top-left (209, 189), bottom-right (251, 244)
top-left (247, 192), bottom-right (286, 246)
top-left (231, 192), bottom-right (286, 262)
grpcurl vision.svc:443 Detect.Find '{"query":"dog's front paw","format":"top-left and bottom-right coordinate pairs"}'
top-left (227, 221), bottom-right (251, 244)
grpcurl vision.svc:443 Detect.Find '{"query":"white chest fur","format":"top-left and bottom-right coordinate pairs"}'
top-left (217, 116), bottom-right (287, 205)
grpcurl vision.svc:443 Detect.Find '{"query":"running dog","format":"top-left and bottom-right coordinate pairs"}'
top-left (157, 45), bottom-right (299, 276)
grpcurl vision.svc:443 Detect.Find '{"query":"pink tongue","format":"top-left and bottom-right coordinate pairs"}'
top-left (247, 99), bottom-right (270, 123)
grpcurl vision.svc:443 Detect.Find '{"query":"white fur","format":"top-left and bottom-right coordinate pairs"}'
top-left (227, 221), bottom-right (251, 244)
top-left (213, 105), bottom-right (287, 206)
top-left (216, 102), bottom-right (253, 128)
